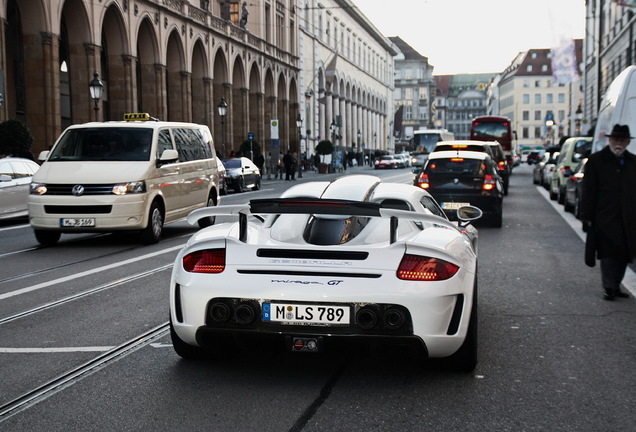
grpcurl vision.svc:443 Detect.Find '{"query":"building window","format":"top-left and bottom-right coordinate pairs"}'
top-left (546, 93), bottom-right (553, 104)
top-left (523, 127), bottom-right (529, 138)
top-left (542, 64), bottom-right (548, 72)
top-left (558, 93), bottom-right (565, 103)
top-left (523, 111), bottom-right (530, 121)
top-left (527, 65), bottom-right (533, 72)
top-left (523, 94), bottom-right (530, 104)
top-left (534, 94), bottom-right (542, 104)
top-left (535, 80), bottom-right (541, 88)
top-left (534, 110), bottom-right (542, 120)
top-left (534, 127), bottom-right (542, 138)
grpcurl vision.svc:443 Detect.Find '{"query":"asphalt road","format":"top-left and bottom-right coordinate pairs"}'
top-left (0, 164), bottom-right (634, 431)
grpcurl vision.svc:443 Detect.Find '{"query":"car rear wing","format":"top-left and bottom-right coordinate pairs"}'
top-left (187, 198), bottom-right (464, 243)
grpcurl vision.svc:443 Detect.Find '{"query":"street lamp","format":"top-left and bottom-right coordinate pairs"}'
top-left (296, 113), bottom-right (303, 178)
top-left (575, 104), bottom-right (583, 136)
top-left (218, 98), bottom-right (228, 157)
top-left (330, 121), bottom-right (337, 170)
top-left (545, 119), bottom-right (555, 145)
top-left (89, 72), bottom-right (104, 121)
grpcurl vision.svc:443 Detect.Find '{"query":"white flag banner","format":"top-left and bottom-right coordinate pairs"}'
top-left (551, 37), bottom-right (579, 84)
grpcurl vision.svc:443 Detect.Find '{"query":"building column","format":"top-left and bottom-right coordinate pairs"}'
top-left (154, 64), bottom-right (167, 121)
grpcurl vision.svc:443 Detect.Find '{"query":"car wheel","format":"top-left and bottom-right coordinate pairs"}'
top-left (563, 195), bottom-right (574, 213)
top-left (140, 201), bottom-right (163, 244)
top-left (557, 185), bottom-right (566, 204)
top-left (197, 193), bottom-right (217, 229)
top-left (549, 185), bottom-right (558, 200)
top-left (447, 282), bottom-right (478, 373)
top-left (170, 317), bottom-right (206, 360)
top-left (574, 193), bottom-right (582, 219)
top-left (503, 179), bottom-right (509, 196)
top-left (234, 177), bottom-right (244, 193)
top-left (220, 182), bottom-right (227, 196)
top-left (34, 229), bottom-right (61, 246)
top-left (252, 176), bottom-right (261, 191)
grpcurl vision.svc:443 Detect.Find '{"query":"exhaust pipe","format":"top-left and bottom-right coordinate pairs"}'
top-left (209, 301), bottom-right (231, 322)
top-left (356, 307), bottom-right (378, 330)
top-left (235, 302), bottom-right (256, 325)
top-left (383, 308), bottom-right (406, 330)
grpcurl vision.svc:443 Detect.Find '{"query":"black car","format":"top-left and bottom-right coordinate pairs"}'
top-left (564, 158), bottom-right (587, 219)
top-left (413, 150), bottom-right (504, 227)
top-left (486, 142), bottom-right (510, 195)
top-left (222, 157), bottom-right (261, 193)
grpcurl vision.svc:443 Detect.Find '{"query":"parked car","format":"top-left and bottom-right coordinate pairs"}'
top-left (0, 157), bottom-right (40, 220)
top-left (527, 150), bottom-right (543, 165)
top-left (216, 156), bottom-right (228, 196)
top-left (397, 153), bottom-right (412, 167)
top-left (414, 150), bottom-right (504, 227)
top-left (549, 137), bottom-right (592, 203)
top-left (170, 175), bottom-right (482, 372)
top-left (532, 146), bottom-right (559, 185)
top-left (222, 157), bottom-right (261, 193)
top-left (374, 155), bottom-right (399, 169)
top-left (564, 158), bottom-right (587, 218)
top-left (485, 142), bottom-right (510, 195)
top-left (542, 151), bottom-right (560, 191)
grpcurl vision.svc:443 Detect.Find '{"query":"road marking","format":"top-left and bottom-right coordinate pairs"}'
top-left (537, 186), bottom-right (636, 294)
top-left (0, 244), bottom-right (184, 300)
top-left (0, 347), bottom-right (115, 353)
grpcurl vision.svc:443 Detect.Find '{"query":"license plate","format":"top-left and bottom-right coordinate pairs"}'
top-left (262, 303), bottom-right (350, 326)
top-left (441, 202), bottom-right (469, 210)
top-left (60, 218), bottom-right (96, 227)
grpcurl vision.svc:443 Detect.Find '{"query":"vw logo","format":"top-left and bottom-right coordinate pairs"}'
top-left (72, 185), bottom-right (85, 196)
top-left (453, 178), bottom-right (459, 184)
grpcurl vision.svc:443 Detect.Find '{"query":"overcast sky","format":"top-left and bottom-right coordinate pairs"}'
top-left (352, 0), bottom-right (587, 75)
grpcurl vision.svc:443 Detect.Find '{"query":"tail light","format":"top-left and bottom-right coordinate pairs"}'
top-left (482, 174), bottom-right (496, 191)
top-left (572, 172), bottom-right (584, 182)
top-left (497, 160), bottom-right (506, 172)
top-left (560, 165), bottom-right (571, 177)
top-left (397, 254), bottom-right (459, 281)
top-left (183, 249), bottom-right (225, 273)
top-left (416, 173), bottom-right (430, 189)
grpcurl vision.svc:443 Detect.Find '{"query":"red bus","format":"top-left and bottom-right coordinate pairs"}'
top-left (470, 116), bottom-right (514, 162)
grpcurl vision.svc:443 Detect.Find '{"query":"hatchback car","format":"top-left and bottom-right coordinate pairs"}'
top-left (222, 157), bottom-right (261, 193)
top-left (549, 137), bottom-right (591, 203)
top-left (0, 157), bottom-right (40, 220)
top-left (414, 150), bottom-right (504, 227)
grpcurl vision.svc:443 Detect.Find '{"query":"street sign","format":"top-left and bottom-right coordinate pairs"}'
top-left (247, 132), bottom-right (255, 140)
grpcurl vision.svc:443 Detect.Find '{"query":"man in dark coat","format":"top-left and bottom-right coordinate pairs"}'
top-left (581, 124), bottom-right (636, 300)
top-left (283, 150), bottom-right (293, 181)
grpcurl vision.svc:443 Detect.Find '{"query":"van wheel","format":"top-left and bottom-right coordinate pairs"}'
top-left (140, 202), bottom-right (163, 244)
top-left (234, 177), bottom-right (244, 193)
top-left (198, 193), bottom-right (217, 228)
top-left (34, 229), bottom-right (61, 246)
top-left (252, 177), bottom-right (261, 191)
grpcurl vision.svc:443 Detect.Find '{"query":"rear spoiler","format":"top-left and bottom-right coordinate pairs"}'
top-left (186, 198), bottom-right (461, 243)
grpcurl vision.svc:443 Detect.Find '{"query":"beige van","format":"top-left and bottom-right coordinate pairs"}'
top-left (28, 113), bottom-right (220, 245)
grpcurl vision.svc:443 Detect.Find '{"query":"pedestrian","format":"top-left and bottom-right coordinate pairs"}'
top-left (581, 124), bottom-right (636, 300)
top-left (283, 150), bottom-right (293, 181)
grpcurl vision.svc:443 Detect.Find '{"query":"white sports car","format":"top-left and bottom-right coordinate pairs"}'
top-left (169, 175), bottom-right (482, 371)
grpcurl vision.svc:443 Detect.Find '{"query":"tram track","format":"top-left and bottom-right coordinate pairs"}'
top-left (0, 264), bottom-right (173, 325)
top-left (0, 322), bottom-right (170, 421)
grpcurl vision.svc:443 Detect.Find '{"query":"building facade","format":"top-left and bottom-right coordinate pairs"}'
top-left (298, 0), bottom-right (397, 158)
top-left (389, 36), bottom-right (435, 152)
top-left (497, 41), bottom-right (583, 150)
top-left (0, 0), bottom-right (303, 158)
top-left (583, 0), bottom-right (635, 132)
top-left (435, 74), bottom-right (494, 140)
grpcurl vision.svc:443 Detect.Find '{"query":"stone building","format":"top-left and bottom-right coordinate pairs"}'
top-left (389, 36), bottom-right (435, 152)
top-left (0, 0), bottom-right (302, 158)
top-left (298, 0), bottom-right (397, 158)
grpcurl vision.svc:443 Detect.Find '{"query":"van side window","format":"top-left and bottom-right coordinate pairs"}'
top-left (157, 129), bottom-right (174, 159)
top-left (174, 128), bottom-right (209, 162)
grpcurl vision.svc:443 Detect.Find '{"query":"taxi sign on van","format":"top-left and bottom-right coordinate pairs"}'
top-left (124, 112), bottom-right (151, 121)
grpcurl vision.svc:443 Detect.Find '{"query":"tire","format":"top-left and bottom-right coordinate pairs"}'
top-left (34, 229), bottom-right (61, 246)
top-left (549, 186), bottom-right (558, 200)
top-left (574, 193), bottom-right (582, 219)
top-left (447, 282), bottom-right (478, 373)
top-left (234, 177), bottom-right (244, 193)
top-left (503, 179), bottom-right (509, 196)
top-left (252, 177), bottom-right (261, 191)
top-left (140, 201), bottom-right (163, 244)
top-left (563, 196), bottom-right (574, 213)
top-left (557, 185), bottom-right (565, 204)
top-left (170, 317), bottom-right (206, 360)
top-left (197, 193), bottom-right (217, 229)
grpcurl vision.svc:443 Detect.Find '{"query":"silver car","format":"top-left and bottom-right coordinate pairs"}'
top-left (0, 157), bottom-right (40, 220)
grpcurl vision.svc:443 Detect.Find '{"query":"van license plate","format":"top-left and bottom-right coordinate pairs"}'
top-left (61, 218), bottom-right (95, 227)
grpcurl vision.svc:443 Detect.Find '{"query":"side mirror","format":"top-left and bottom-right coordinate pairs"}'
top-left (157, 149), bottom-right (179, 166)
top-left (457, 205), bottom-right (483, 226)
top-left (0, 174), bottom-right (12, 182)
top-left (38, 150), bottom-right (50, 162)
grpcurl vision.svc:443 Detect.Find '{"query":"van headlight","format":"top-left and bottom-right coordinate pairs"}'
top-left (30, 183), bottom-right (48, 195)
top-left (112, 181), bottom-right (146, 195)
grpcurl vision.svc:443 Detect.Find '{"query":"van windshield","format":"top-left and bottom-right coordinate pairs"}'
top-left (48, 128), bottom-right (153, 161)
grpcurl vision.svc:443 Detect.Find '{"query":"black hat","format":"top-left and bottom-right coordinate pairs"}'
top-left (606, 124), bottom-right (633, 139)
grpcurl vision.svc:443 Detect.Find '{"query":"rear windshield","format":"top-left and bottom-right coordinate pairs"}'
top-left (425, 158), bottom-right (485, 175)
top-left (48, 128), bottom-right (153, 161)
top-left (223, 159), bottom-right (241, 169)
